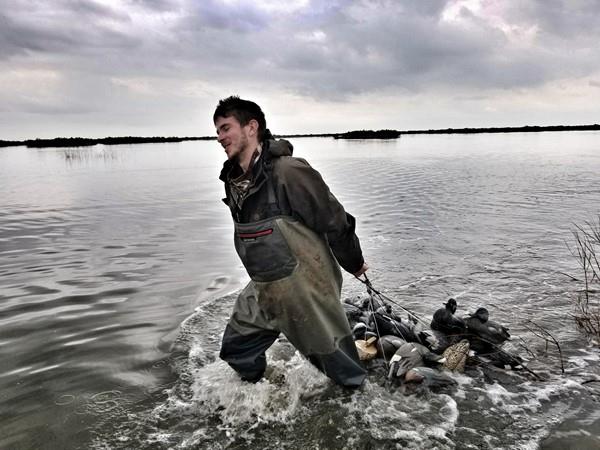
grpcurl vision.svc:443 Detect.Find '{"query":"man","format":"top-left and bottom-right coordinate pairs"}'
top-left (214, 96), bottom-right (368, 387)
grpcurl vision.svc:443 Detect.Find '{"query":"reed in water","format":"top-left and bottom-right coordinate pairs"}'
top-left (570, 216), bottom-right (600, 342)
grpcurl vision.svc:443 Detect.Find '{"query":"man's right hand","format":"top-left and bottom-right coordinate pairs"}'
top-left (353, 262), bottom-right (369, 278)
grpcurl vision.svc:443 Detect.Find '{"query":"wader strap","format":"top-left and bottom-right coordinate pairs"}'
top-left (265, 159), bottom-right (285, 217)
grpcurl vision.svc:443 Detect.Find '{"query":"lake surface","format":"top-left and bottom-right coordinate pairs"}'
top-left (1, 132), bottom-right (600, 449)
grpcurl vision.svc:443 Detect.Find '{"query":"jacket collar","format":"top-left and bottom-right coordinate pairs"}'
top-left (218, 138), bottom-right (293, 183)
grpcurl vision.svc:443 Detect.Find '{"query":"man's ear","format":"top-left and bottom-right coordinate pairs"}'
top-left (247, 119), bottom-right (259, 136)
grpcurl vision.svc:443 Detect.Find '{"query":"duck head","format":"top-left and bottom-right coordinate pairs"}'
top-left (471, 307), bottom-right (489, 323)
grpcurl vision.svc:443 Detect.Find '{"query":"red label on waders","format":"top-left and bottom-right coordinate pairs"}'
top-left (238, 229), bottom-right (273, 241)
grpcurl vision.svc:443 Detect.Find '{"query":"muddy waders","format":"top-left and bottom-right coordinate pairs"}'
top-left (219, 216), bottom-right (367, 387)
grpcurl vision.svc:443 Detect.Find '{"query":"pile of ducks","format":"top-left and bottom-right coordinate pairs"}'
top-left (344, 295), bottom-right (522, 387)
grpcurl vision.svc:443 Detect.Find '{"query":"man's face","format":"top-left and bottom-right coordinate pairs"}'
top-left (215, 115), bottom-right (250, 162)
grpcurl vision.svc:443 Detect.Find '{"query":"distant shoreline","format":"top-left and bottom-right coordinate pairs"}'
top-left (0, 136), bottom-right (213, 149)
top-left (394, 123), bottom-right (600, 137)
top-left (1, 124), bottom-right (599, 148)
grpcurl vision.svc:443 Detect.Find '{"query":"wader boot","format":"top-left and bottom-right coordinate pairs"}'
top-left (219, 216), bottom-right (366, 388)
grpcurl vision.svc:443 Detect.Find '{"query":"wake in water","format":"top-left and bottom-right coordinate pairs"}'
top-left (111, 348), bottom-right (462, 449)
top-left (91, 288), bottom-right (600, 450)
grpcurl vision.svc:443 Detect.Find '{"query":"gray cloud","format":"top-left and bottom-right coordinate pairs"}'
top-left (503, 0), bottom-right (600, 39)
top-left (0, 0), bottom-right (139, 59)
top-left (1, 0), bottom-right (600, 138)
top-left (69, 0), bottom-right (131, 21)
top-left (191, 0), bottom-right (269, 32)
top-left (4, 0), bottom-right (599, 92)
top-left (160, 0), bottom-right (600, 99)
top-left (127, 0), bottom-right (179, 12)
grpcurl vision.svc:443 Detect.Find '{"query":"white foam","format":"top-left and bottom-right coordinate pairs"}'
top-left (157, 348), bottom-right (461, 448)
top-left (187, 350), bottom-right (329, 427)
top-left (141, 346), bottom-right (336, 449)
top-left (553, 429), bottom-right (592, 438)
top-left (452, 372), bottom-right (474, 400)
top-left (485, 381), bottom-right (512, 406)
top-left (343, 380), bottom-right (458, 448)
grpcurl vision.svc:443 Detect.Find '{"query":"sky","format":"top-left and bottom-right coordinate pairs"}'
top-left (1, 0), bottom-right (599, 140)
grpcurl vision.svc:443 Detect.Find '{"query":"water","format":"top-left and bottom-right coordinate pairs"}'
top-left (1, 132), bottom-right (600, 449)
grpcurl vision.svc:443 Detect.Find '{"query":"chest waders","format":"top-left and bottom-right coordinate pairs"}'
top-left (219, 167), bottom-right (366, 387)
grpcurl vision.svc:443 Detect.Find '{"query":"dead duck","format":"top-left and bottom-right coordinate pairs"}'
top-left (352, 322), bottom-right (368, 340)
top-left (442, 339), bottom-right (470, 372)
top-left (376, 335), bottom-right (406, 360)
top-left (431, 298), bottom-right (467, 337)
top-left (368, 310), bottom-right (418, 342)
top-left (464, 307), bottom-right (510, 353)
top-left (426, 329), bottom-right (453, 354)
top-left (404, 367), bottom-right (457, 388)
top-left (387, 342), bottom-right (445, 379)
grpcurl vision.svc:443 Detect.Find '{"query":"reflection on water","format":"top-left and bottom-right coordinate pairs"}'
top-left (1, 133), bottom-right (600, 449)
top-left (62, 146), bottom-right (120, 164)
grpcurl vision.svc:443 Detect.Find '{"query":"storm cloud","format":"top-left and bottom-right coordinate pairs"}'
top-left (1, 0), bottom-right (599, 139)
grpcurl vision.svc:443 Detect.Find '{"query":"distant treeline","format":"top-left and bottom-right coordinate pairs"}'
top-left (332, 124), bottom-right (600, 139)
top-left (334, 129), bottom-right (401, 139)
top-left (401, 124), bottom-right (600, 135)
top-left (1, 124), bottom-right (599, 148)
top-left (0, 136), bottom-right (214, 148)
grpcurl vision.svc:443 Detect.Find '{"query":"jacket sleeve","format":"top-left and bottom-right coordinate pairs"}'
top-left (276, 157), bottom-right (365, 274)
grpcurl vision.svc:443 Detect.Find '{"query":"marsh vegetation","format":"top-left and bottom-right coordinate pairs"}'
top-left (570, 217), bottom-right (600, 343)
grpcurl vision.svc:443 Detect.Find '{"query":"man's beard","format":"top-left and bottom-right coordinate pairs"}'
top-left (231, 132), bottom-right (250, 164)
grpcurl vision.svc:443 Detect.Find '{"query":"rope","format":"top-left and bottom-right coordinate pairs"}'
top-left (364, 280), bottom-right (389, 368)
top-left (355, 274), bottom-right (430, 328)
top-left (356, 273), bottom-right (420, 370)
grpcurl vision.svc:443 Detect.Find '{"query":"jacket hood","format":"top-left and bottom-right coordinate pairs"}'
top-left (219, 138), bottom-right (293, 182)
top-left (266, 138), bottom-right (293, 157)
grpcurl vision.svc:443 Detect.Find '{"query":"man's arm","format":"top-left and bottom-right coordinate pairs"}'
top-left (276, 157), bottom-right (366, 275)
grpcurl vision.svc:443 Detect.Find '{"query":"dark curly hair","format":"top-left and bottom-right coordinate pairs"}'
top-left (213, 96), bottom-right (273, 142)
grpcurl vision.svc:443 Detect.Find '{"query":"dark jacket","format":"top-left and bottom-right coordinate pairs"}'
top-left (219, 139), bottom-right (364, 274)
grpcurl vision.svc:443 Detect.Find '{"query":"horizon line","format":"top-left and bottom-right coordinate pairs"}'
top-left (1, 123), bottom-right (599, 148)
